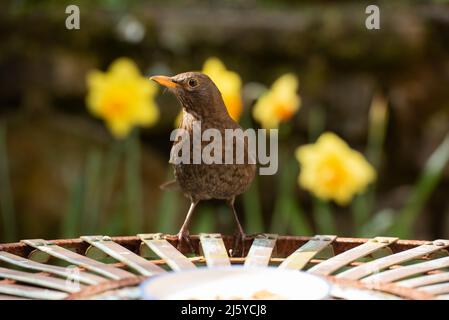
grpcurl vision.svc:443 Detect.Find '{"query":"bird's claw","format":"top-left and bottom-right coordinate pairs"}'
top-left (231, 230), bottom-right (246, 257)
top-left (177, 230), bottom-right (195, 253)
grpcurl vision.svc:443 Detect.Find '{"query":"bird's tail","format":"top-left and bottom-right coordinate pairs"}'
top-left (159, 179), bottom-right (180, 191)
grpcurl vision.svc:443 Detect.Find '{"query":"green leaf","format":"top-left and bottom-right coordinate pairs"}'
top-left (308, 105), bottom-right (326, 142)
top-left (124, 129), bottom-right (143, 234)
top-left (306, 105), bottom-right (335, 235)
top-left (352, 190), bottom-right (376, 236)
top-left (240, 102), bottom-right (264, 234)
top-left (61, 175), bottom-right (84, 238)
top-left (360, 208), bottom-right (395, 237)
top-left (242, 175), bottom-right (264, 234)
top-left (270, 157), bottom-right (312, 235)
top-left (155, 171), bottom-right (181, 234)
top-left (352, 94), bottom-right (388, 233)
top-left (81, 148), bottom-right (103, 234)
top-left (366, 94), bottom-right (389, 169)
top-left (389, 134), bottom-right (449, 238)
top-left (313, 198), bottom-right (336, 235)
top-left (98, 139), bottom-right (123, 231)
top-left (104, 193), bottom-right (127, 235)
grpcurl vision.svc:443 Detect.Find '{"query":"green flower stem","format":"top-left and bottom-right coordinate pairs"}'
top-left (352, 95), bottom-right (388, 233)
top-left (241, 104), bottom-right (264, 234)
top-left (155, 169), bottom-right (181, 234)
top-left (306, 105), bottom-right (336, 235)
top-left (61, 175), bottom-right (84, 238)
top-left (389, 133), bottom-right (449, 238)
top-left (100, 139), bottom-right (123, 229)
top-left (64, 138), bottom-right (123, 237)
top-left (352, 192), bottom-right (373, 235)
top-left (366, 95), bottom-right (389, 170)
top-left (308, 105), bottom-right (326, 142)
top-left (124, 129), bottom-right (144, 234)
top-left (270, 156), bottom-right (312, 235)
top-left (82, 149), bottom-right (103, 234)
top-left (0, 124), bottom-right (16, 242)
top-left (104, 193), bottom-right (126, 235)
top-left (313, 198), bottom-right (336, 235)
top-left (243, 175), bottom-right (264, 234)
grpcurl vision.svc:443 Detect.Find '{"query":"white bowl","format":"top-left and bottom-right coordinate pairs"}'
top-left (140, 266), bottom-right (331, 300)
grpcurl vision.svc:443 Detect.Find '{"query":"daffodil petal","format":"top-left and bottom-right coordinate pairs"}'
top-left (85, 57), bottom-right (160, 138)
top-left (202, 57), bottom-right (243, 122)
top-left (253, 73), bottom-right (300, 129)
top-left (296, 132), bottom-right (376, 205)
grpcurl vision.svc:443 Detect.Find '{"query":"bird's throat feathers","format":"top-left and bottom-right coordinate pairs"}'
top-left (176, 89), bottom-right (229, 122)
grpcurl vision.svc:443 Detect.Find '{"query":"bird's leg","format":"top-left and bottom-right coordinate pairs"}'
top-left (177, 200), bottom-right (198, 253)
top-left (227, 198), bottom-right (246, 257)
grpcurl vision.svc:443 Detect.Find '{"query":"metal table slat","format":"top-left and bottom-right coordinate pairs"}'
top-left (337, 239), bottom-right (449, 280)
top-left (199, 234), bottom-right (231, 267)
top-left (308, 237), bottom-right (398, 276)
top-left (81, 236), bottom-right (165, 276)
top-left (279, 235), bottom-right (336, 270)
top-left (0, 251), bottom-right (106, 285)
top-left (244, 234), bottom-right (278, 268)
top-left (396, 272), bottom-right (449, 288)
top-left (138, 234), bottom-right (196, 271)
top-left (0, 267), bottom-right (83, 293)
top-left (22, 239), bottom-right (134, 280)
top-left (330, 284), bottom-right (401, 300)
top-left (418, 282), bottom-right (449, 295)
top-left (0, 294), bottom-right (30, 300)
top-left (362, 256), bottom-right (449, 284)
top-left (0, 283), bottom-right (68, 300)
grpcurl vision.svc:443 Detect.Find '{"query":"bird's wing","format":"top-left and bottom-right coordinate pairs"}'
top-left (159, 179), bottom-right (180, 191)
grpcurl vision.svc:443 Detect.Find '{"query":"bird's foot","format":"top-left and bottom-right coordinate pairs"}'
top-left (177, 230), bottom-right (195, 253)
top-left (230, 230), bottom-right (246, 257)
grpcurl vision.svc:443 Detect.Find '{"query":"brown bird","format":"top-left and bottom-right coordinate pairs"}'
top-left (151, 72), bottom-right (256, 254)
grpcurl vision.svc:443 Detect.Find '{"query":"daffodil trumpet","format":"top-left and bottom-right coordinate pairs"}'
top-left (253, 73), bottom-right (301, 129)
top-left (296, 132), bottom-right (376, 205)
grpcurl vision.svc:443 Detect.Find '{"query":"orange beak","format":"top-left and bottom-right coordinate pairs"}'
top-left (150, 75), bottom-right (178, 88)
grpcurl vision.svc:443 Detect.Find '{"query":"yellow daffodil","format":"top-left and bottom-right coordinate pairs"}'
top-left (253, 73), bottom-right (300, 129)
top-left (86, 58), bottom-right (159, 138)
top-left (174, 57), bottom-right (243, 127)
top-left (295, 132), bottom-right (376, 205)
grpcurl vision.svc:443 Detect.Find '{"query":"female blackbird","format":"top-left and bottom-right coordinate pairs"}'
top-left (151, 72), bottom-right (256, 254)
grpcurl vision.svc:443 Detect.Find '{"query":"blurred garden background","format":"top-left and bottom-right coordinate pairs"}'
top-left (1, 0), bottom-right (449, 243)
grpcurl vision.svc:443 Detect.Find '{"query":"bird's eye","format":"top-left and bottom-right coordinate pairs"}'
top-left (188, 78), bottom-right (198, 88)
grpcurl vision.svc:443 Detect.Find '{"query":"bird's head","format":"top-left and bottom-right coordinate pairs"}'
top-left (150, 72), bottom-right (228, 120)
